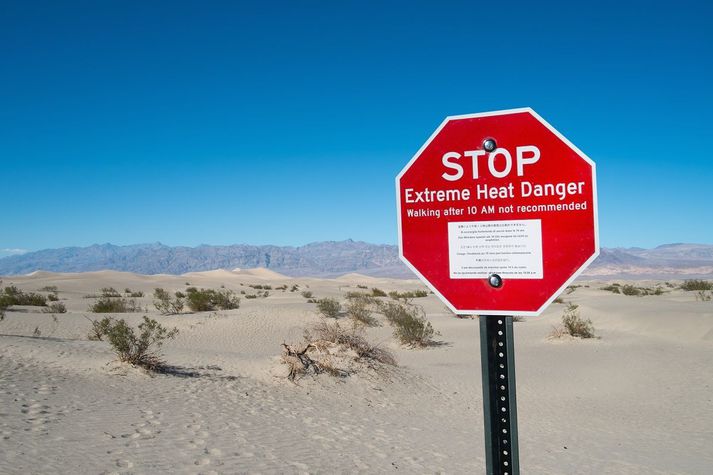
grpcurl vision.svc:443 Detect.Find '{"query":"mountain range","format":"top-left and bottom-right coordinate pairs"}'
top-left (1, 241), bottom-right (712, 279)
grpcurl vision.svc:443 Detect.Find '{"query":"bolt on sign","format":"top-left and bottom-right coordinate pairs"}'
top-left (396, 108), bottom-right (599, 316)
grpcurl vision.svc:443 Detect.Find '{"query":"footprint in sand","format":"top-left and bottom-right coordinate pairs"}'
top-left (115, 459), bottom-right (134, 469)
top-left (194, 457), bottom-right (210, 466)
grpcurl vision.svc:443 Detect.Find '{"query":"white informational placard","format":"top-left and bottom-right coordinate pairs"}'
top-left (448, 219), bottom-right (543, 279)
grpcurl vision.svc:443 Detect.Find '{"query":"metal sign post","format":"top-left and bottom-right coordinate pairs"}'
top-left (480, 315), bottom-right (520, 475)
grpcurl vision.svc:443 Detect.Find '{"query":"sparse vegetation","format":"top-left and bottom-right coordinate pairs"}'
top-left (345, 293), bottom-right (379, 326)
top-left (89, 296), bottom-right (140, 313)
top-left (42, 302), bottom-right (67, 314)
top-left (553, 296), bottom-right (565, 303)
top-left (153, 288), bottom-right (185, 315)
top-left (300, 290), bottom-right (313, 299)
top-left (100, 287), bottom-right (121, 298)
top-left (316, 298), bottom-right (341, 318)
top-left (680, 280), bottom-right (713, 291)
top-left (249, 284), bottom-right (272, 290)
top-left (601, 284), bottom-right (621, 294)
top-left (620, 284), bottom-right (664, 296)
top-left (39, 285), bottom-right (58, 292)
top-left (371, 288), bottom-right (387, 297)
top-left (356, 285), bottom-right (368, 289)
top-left (621, 284), bottom-right (641, 296)
top-left (47, 293), bottom-right (59, 302)
top-left (281, 320), bottom-right (396, 381)
top-left (1, 286), bottom-right (48, 307)
top-left (379, 302), bottom-right (436, 346)
top-left (102, 316), bottom-right (178, 371)
top-left (696, 291), bottom-right (712, 302)
top-left (565, 285), bottom-right (581, 295)
top-left (86, 316), bottom-right (113, 341)
top-left (388, 290), bottom-right (429, 301)
top-left (550, 303), bottom-right (596, 339)
top-left (185, 287), bottom-right (240, 312)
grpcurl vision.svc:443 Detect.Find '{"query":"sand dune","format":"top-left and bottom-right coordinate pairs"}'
top-left (1, 272), bottom-right (712, 473)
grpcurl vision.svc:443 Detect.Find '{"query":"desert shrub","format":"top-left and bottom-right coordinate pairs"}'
top-left (565, 285), bottom-right (580, 295)
top-left (345, 291), bottom-right (368, 299)
top-left (153, 288), bottom-right (184, 314)
top-left (561, 303), bottom-right (595, 338)
top-left (245, 294), bottom-right (257, 299)
top-left (100, 287), bottom-right (121, 298)
top-left (696, 291), bottom-right (712, 302)
top-left (275, 285), bottom-right (287, 291)
top-left (42, 302), bottom-right (66, 314)
top-left (553, 296), bottom-right (565, 303)
top-left (388, 290), bottom-right (429, 301)
top-left (129, 291), bottom-right (144, 298)
top-left (356, 285), bottom-right (368, 289)
top-left (104, 316), bottom-right (178, 370)
top-left (89, 296), bottom-right (140, 313)
top-left (345, 295), bottom-right (379, 326)
top-left (305, 320), bottom-right (396, 366)
top-left (621, 285), bottom-right (641, 296)
top-left (290, 285), bottom-right (299, 292)
top-left (371, 288), bottom-right (387, 297)
top-left (316, 298), bottom-right (341, 318)
top-left (39, 286), bottom-right (58, 292)
top-left (601, 285), bottom-right (621, 294)
top-left (185, 287), bottom-right (240, 312)
top-left (1, 286), bottom-right (47, 306)
top-left (47, 293), bottom-right (59, 302)
top-left (681, 280), bottom-right (713, 291)
top-left (380, 302), bottom-right (435, 346)
top-left (87, 316), bottom-right (113, 341)
top-left (301, 290), bottom-right (313, 299)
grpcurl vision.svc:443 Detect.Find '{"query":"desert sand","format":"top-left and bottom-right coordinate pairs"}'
top-left (1, 270), bottom-right (712, 474)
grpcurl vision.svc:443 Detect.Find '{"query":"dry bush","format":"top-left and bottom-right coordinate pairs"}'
top-left (561, 303), bottom-right (596, 338)
top-left (185, 287), bottom-right (239, 312)
top-left (681, 279), bottom-right (713, 291)
top-left (696, 290), bottom-right (712, 301)
top-left (371, 288), bottom-right (387, 297)
top-left (42, 302), bottom-right (66, 314)
top-left (86, 316), bottom-right (114, 341)
top-left (153, 288), bottom-right (185, 314)
top-left (1, 285), bottom-right (47, 306)
top-left (345, 295), bottom-right (379, 326)
top-left (281, 320), bottom-right (396, 381)
top-left (103, 316), bottom-right (178, 371)
top-left (89, 296), bottom-right (140, 313)
top-left (316, 298), bottom-right (341, 318)
top-left (379, 302), bottom-right (435, 347)
top-left (100, 287), bottom-right (122, 297)
top-left (388, 290), bottom-right (429, 302)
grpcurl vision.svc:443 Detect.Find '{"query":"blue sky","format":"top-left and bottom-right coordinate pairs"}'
top-left (1, 0), bottom-right (711, 256)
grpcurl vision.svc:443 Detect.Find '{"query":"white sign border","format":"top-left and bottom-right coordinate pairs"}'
top-left (395, 107), bottom-right (600, 317)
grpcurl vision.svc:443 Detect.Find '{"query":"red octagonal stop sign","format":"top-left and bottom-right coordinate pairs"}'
top-left (396, 108), bottom-right (598, 316)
